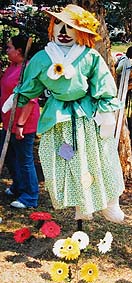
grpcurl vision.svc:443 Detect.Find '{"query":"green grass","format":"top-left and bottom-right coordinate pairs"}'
top-left (111, 42), bottom-right (131, 53)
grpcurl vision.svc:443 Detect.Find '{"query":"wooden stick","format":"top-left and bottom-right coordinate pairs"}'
top-left (77, 219), bottom-right (83, 231)
top-left (114, 58), bottom-right (131, 146)
top-left (0, 37), bottom-right (33, 175)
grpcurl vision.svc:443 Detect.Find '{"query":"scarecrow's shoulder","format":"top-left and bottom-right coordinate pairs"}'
top-left (30, 49), bottom-right (50, 64)
top-left (85, 47), bottom-right (100, 57)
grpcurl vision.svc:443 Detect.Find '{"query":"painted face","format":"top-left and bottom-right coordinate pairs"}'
top-left (53, 19), bottom-right (76, 46)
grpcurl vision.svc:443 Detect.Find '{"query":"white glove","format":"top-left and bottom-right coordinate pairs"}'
top-left (2, 93), bottom-right (14, 113)
top-left (94, 111), bottom-right (116, 139)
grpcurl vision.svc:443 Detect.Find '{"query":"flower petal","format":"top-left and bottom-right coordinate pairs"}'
top-left (53, 239), bottom-right (65, 257)
top-left (97, 231), bottom-right (113, 254)
top-left (14, 227), bottom-right (31, 243)
top-left (64, 64), bottom-right (76, 79)
top-left (50, 261), bottom-right (69, 282)
top-left (41, 221), bottom-right (61, 238)
top-left (29, 211), bottom-right (52, 221)
top-left (80, 262), bottom-right (99, 282)
top-left (72, 231), bottom-right (89, 250)
top-left (47, 64), bottom-right (61, 80)
top-left (60, 237), bottom-right (80, 260)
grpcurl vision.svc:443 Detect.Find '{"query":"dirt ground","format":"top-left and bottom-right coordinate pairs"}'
top-left (0, 138), bottom-right (132, 283)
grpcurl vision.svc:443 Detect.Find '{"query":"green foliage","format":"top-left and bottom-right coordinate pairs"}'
top-left (102, 0), bottom-right (131, 32)
top-left (0, 1), bottom-right (72, 70)
top-left (0, 0), bottom-right (10, 9)
top-left (0, 11), bottom-right (49, 70)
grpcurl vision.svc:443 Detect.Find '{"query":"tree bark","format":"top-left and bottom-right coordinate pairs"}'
top-left (118, 112), bottom-right (132, 181)
top-left (80, 0), bottom-right (132, 181)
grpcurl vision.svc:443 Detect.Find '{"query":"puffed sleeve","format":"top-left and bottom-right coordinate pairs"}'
top-left (14, 52), bottom-right (46, 107)
top-left (89, 50), bottom-right (123, 112)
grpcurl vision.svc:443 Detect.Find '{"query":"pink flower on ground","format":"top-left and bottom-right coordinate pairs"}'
top-left (29, 211), bottom-right (52, 221)
top-left (41, 221), bottom-right (61, 238)
top-left (14, 227), bottom-right (31, 243)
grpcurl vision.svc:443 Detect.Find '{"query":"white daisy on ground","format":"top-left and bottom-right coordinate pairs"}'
top-left (72, 231), bottom-right (89, 250)
top-left (53, 239), bottom-right (65, 258)
top-left (97, 231), bottom-right (113, 254)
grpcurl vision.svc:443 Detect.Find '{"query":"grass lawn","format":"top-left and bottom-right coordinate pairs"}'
top-left (111, 42), bottom-right (132, 53)
top-left (0, 137), bottom-right (132, 283)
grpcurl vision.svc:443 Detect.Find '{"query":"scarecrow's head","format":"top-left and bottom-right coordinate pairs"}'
top-left (46, 4), bottom-right (101, 48)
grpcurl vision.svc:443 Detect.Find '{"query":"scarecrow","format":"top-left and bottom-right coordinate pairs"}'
top-left (6, 5), bottom-right (125, 226)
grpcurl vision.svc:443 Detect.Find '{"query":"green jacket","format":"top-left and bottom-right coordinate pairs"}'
top-left (14, 45), bottom-right (122, 134)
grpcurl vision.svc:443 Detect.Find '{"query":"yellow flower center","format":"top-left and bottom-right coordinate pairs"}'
top-left (88, 269), bottom-right (93, 275)
top-left (57, 268), bottom-right (63, 274)
top-left (67, 245), bottom-right (73, 250)
top-left (54, 63), bottom-right (64, 75)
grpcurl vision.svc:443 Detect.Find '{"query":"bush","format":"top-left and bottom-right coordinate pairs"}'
top-left (0, 10), bottom-right (50, 70)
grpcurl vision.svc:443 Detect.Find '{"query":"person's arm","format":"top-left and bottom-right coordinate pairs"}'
top-left (116, 57), bottom-right (126, 75)
top-left (15, 100), bottom-right (35, 139)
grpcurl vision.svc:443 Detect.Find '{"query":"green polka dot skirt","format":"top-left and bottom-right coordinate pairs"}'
top-left (39, 117), bottom-right (124, 215)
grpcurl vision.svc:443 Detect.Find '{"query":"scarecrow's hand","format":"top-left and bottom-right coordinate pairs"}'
top-left (94, 111), bottom-right (116, 139)
top-left (2, 93), bottom-right (14, 113)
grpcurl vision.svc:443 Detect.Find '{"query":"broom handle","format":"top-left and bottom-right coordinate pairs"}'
top-left (0, 37), bottom-right (33, 176)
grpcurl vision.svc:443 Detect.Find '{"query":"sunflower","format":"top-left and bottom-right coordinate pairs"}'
top-left (60, 237), bottom-right (80, 260)
top-left (50, 261), bottom-right (69, 282)
top-left (80, 262), bottom-right (99, 282)
top-left (54, 63), bottom-right (64, 75)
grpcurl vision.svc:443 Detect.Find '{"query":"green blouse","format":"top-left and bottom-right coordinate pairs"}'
top-left (14, 46), bottom-right (122, 134)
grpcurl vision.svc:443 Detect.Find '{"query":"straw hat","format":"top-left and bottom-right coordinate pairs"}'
top-left (45, 4), bottom-right (100, 37)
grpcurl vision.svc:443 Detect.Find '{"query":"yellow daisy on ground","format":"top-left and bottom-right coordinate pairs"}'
top-left (50, 261), bottom-right (69, 282)
top-left (80, 262), bottom-right (99, 282)
top-left (60, 237), bottom-right (80, 260)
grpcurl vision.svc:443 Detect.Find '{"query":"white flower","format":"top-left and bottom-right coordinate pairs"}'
top-left (0, 217), bottom-right (2, 223)
top-left (72, 231), bottom-right (89, 250)
top-left (53, 239), bottom-right (65, 257)
top-left (47, 62), bottom-right (76, 80)
top-left (97, 231), bottom-right (113, 254)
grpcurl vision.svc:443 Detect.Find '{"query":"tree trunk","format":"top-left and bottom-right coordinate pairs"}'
top-left (79, 0), bottom-right (132, 181)
top-left (81, 0), bottom-right (115, 76)
top-left (118, 112), bottom-right (132, 182)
